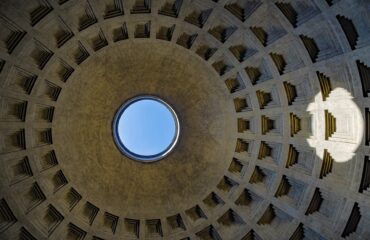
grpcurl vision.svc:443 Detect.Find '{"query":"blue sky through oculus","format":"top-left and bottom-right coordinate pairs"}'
top-left (117, 99), bottom-right (176, 156)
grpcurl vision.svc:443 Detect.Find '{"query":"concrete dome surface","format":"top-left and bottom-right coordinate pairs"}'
top-left (0, 0), bottom-right (369, 239)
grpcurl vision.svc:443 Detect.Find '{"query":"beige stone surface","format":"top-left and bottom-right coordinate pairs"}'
top-left (0, 0), bottom-right (369, 239)
top-left (54, 40), bottom-right (235, 218)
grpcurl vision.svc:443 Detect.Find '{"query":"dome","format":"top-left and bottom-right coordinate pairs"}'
top-left (0, 0), bottom-right (369, 239)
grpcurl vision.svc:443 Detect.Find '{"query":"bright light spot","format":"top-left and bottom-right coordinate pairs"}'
top-left (306, 87), bottom-right (363, 163)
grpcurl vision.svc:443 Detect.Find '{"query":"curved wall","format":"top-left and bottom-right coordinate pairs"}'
top-left (0, 0), bottom-right (370, 239)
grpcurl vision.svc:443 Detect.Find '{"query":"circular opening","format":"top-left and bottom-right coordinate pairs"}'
top-left (113, 96), bottom-right (180, 162)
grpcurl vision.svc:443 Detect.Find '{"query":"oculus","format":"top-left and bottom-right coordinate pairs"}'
top-left (113, 95), bottom-right (180, 162)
